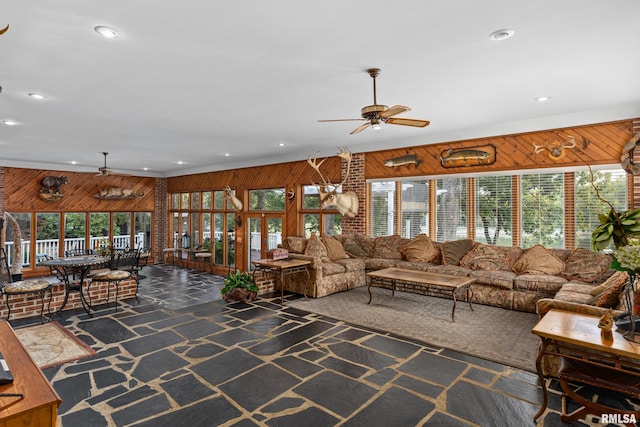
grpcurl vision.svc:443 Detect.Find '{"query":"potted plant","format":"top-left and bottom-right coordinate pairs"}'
top-left (221, 270), bottom-right (259, 303)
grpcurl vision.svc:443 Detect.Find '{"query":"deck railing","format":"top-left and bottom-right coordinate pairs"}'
top-left (4, 233), bottom-right (145, 267)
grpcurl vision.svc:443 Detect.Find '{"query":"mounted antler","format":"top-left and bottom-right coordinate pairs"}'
top-left (306, 147), bottom-right (359, 217)
top-left (533, 136), bottom-right (576, 159)
top-left (223, 186), bottom-right (243, 212)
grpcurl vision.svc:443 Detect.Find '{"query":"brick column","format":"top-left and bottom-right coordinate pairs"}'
top-left (153, 178), bottom-right (168, 263)
top-left (341, 153), bottom-right (366, 234)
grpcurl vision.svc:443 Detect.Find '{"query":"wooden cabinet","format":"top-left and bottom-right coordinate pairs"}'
top-left (0, 321), bottom-right (61, 427)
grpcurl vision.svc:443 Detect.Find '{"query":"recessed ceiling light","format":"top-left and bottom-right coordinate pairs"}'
top-left (277, 142), bottom-right (286, 147)
top-left (535, 96), bottom-right (551, 102)
top-left (28, 93), bottom-right (46, 100)
top-left (488, 29), bottom-right (515, 41)
top-left (224, 153), bottom-right (231, 156)
top-left (1, 119), bottom-right (19, 126)
top-left (94, 26), bottom-right (119, 39)
top-left (143, 167), bottom-right (149, 171)
top-left (177, 161), bottom-right (185, 165)
top-left (70, 161), bottom-right (77, 165)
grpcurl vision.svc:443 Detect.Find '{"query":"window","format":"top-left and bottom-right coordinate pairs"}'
top-left (134, 212), bottom-right (151, 250)
top-left (476, 175), bottom-right (512, 245)
top-left (249, 188), bottom-right (285, 211)
top-left (371, 181), bottom-right (396, 236)
top-left (301, 185), bottom-right (342, 237)
top-left (4, 213), bottom-right (31, 268)
top-left (113, 213), bottom-right (132, 249)
top-left (401, 180), bottom-right (429, 239)
top-left (575, 169), bottom-right (627, 249)
top-left (64, 213), bottom-right (86, 251)
top-left (435, 177), bottom-right (467, 241)
top-left (521, 173), bottom-right (564, 248)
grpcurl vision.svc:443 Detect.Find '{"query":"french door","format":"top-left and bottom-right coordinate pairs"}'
top-left (246, 214), bottom-right (284, 269)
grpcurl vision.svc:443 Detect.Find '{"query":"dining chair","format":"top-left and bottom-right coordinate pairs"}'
top-left (0, 248), bottom-right (53, 323)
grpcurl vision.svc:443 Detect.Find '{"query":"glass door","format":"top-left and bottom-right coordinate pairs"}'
top-left (247, 214), bottom-right (284, 269)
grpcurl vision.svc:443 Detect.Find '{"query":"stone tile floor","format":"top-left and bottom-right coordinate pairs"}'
top-left (14, 264), bottom-right (637, 426)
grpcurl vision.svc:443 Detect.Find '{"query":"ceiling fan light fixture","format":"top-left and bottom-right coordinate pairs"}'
top-left (371, 119), bottom-right (381, 130)
top-left (488, 29), bottom-right (515, 41)
top-left (28, 92), bottom-right (46, 100)
top-left (94, 26), bottom-right (119, 39)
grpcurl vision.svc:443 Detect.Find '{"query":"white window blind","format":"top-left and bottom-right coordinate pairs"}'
top-left (435, 177), bottom-right (467, 242)
top-left (370, 181), bottom-right (396, 236)
top-left (475, 175), bottom-right (512, 246)
top-left (401, 180), bottom-right (429, 239)
top-left (521, 172), bottom-right (564, 248)
top-left (575, 169), bottom-right (627, 249)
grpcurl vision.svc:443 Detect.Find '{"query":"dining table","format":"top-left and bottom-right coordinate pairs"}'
top-left (41, 255), bottom-right (108, 315)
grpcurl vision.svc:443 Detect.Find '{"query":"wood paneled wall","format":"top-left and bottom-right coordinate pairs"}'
top-left (4, 169), bottom-right (155, 211)
top-left (365, 120), bottom-right (634, 179)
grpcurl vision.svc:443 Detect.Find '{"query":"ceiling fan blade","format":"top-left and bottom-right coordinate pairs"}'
top-left (350, 122), bottom-right (371, 134)
top-left (379, 105), bottom-right (411, 119)
top-left (385, 117), bottom-right (430, 128)
top-left (318, 118), bottom-right (365, 122)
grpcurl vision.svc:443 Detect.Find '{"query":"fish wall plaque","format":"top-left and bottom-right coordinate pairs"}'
top-left (384, 153), bottom-right (421, 169)
top-left (440, 144), bottom-right (496, 168)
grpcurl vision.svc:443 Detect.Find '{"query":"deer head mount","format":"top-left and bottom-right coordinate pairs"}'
top-left (307, 147), bottom-right (359, 218)
top-left (223, 186), bottom-right (243, 212)
top-left (533, 135), bottom-right (576, 160)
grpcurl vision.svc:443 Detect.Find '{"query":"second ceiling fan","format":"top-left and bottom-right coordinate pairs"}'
top-left (319, 68), bottom-right (430, 135)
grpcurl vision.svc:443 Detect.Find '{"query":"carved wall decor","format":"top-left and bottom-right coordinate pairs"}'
top-left (440, 144), bottom-right (496, 168)
top-left (94, 187), bottom-right (145, 200)
top-left (621, 132), bottom-right (640, 175)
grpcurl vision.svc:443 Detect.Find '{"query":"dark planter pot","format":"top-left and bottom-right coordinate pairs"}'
top-left (11, 273), bottom-right (22, 282)
top-left (224, 288), bottom-right (258, 303)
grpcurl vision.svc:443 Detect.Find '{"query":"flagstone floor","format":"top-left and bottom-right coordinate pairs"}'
top-left (13, 264), bottom-right (631, 426)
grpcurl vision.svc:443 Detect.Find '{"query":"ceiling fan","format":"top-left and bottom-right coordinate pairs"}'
top-left (96, 152), bottom-right (130, 176)
top-left (318, 68), bottom-right (430, 135)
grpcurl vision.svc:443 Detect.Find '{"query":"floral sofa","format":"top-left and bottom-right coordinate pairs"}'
top-left (281, 233), bottom-right (620, 314)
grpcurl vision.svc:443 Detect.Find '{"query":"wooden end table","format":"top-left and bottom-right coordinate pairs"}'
top-left (366, 268), bottom-right (474, 322)
top-left (251, 258), bottom-right (311, 307)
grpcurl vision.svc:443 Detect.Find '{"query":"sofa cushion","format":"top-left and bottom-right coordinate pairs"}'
top-left (513, 274), bottom-right (567, 293)
top-left (322, 261), bottom-right (346, 276)
top-left (400, 234), bottom-right (440, 263)
top-left (552, 288), bottom-right (593, 304)
top-left (305, 234), bottom-right (328, 259)
top-left (373, 235), bottom-right (403, 259)
top-left (512, 245), bottom-right (565, 275)
top-left (589, 271), bottom-right (629, 296)
top-left (394, 260), bottom-right (433, 271)
top-left (550, 248), bottom-right (572, 262)
top-left (333, 258), bottom-right (366, 272)
top-left (560, 248), bottom-right (612, 283)
top-left (283, 236), bottom-right (307, 254)
top-left (440, 239), bottom-right (475, 266)
top-left (343, 233), bottom-right (374, 258)
top-left (363, 258), bottom-right (397, 271)
top-left (322, 236), bottom-right (348, 260)
top-left (587, 271), bottom-right (628, 308)
top-left (425, 264), bottom-right (472, 277)
top-left (460, 243), bottom-right (509, 270)
top-left (469, 269), bottom-right (516, 290)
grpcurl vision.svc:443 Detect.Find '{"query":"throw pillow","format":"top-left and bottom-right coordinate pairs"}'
top-left (400, 234), bottom-right (440, 263)
top-left (440, 239), bottom-right (475, 266)
top-left (304, 234), bottom-right (328, 258)
top-left (512, 245), bottom-right (566, 275)
top-left (560, 247), bottom-right (613, 283)
top-left (587, 271), bottom-right (629, 308)
top-left (373, 235), bottom-right (403, 259)
top-left (343, 235), bottom-right (367, 258)
top-left (355, 233), bottom-right (375, 257)
top-left (282, 236), bottom-right (307, 254)
top-left (459, 243), bottom-right (508, 271)
top-left (322, 236), bottom-right (348, 260)
top-left (589, 270), bottom-right (629, 296)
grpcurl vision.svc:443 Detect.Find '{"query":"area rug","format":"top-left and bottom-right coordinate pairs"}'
top-left (15, 321), bottom-right (96, 369)
top-left (287, 287), bottom-right (540, 372)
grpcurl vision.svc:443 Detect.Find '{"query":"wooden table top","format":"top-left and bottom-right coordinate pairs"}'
top-left (0, 321), bottom-right (61, 421)
top-left (251, 258), bottom-right (311, 269)
top-left (367, 268), bottom-right (475, 289)
top-left (532, 309), bottom-right (640, 360)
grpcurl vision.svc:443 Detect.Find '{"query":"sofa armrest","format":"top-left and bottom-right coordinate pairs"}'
top-left (536, 298), bottom-right (624, 319)
top-left (288, 253), bottom-right (323, 280)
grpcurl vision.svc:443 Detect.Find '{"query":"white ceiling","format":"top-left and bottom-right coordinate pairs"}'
top-left (1, 1), bottom-right (639, 177)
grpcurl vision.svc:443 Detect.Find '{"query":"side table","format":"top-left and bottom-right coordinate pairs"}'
top-left (251, 258), bottom-right (311, 307)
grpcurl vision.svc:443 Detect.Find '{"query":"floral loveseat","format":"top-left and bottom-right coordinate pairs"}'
top-left (281, 233), bottom-right (619, 313)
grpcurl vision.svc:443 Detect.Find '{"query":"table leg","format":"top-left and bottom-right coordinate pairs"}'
top-left (367, 277), bottom-right (373, 304)
top-left (466, 286), bottom-right (474, 311)
top-left (533, 338), bottom-right (551, 422)
top-left (280, 268), bottom-right (284, 308)
top-left (451, 291), bottom-right (457, 322)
